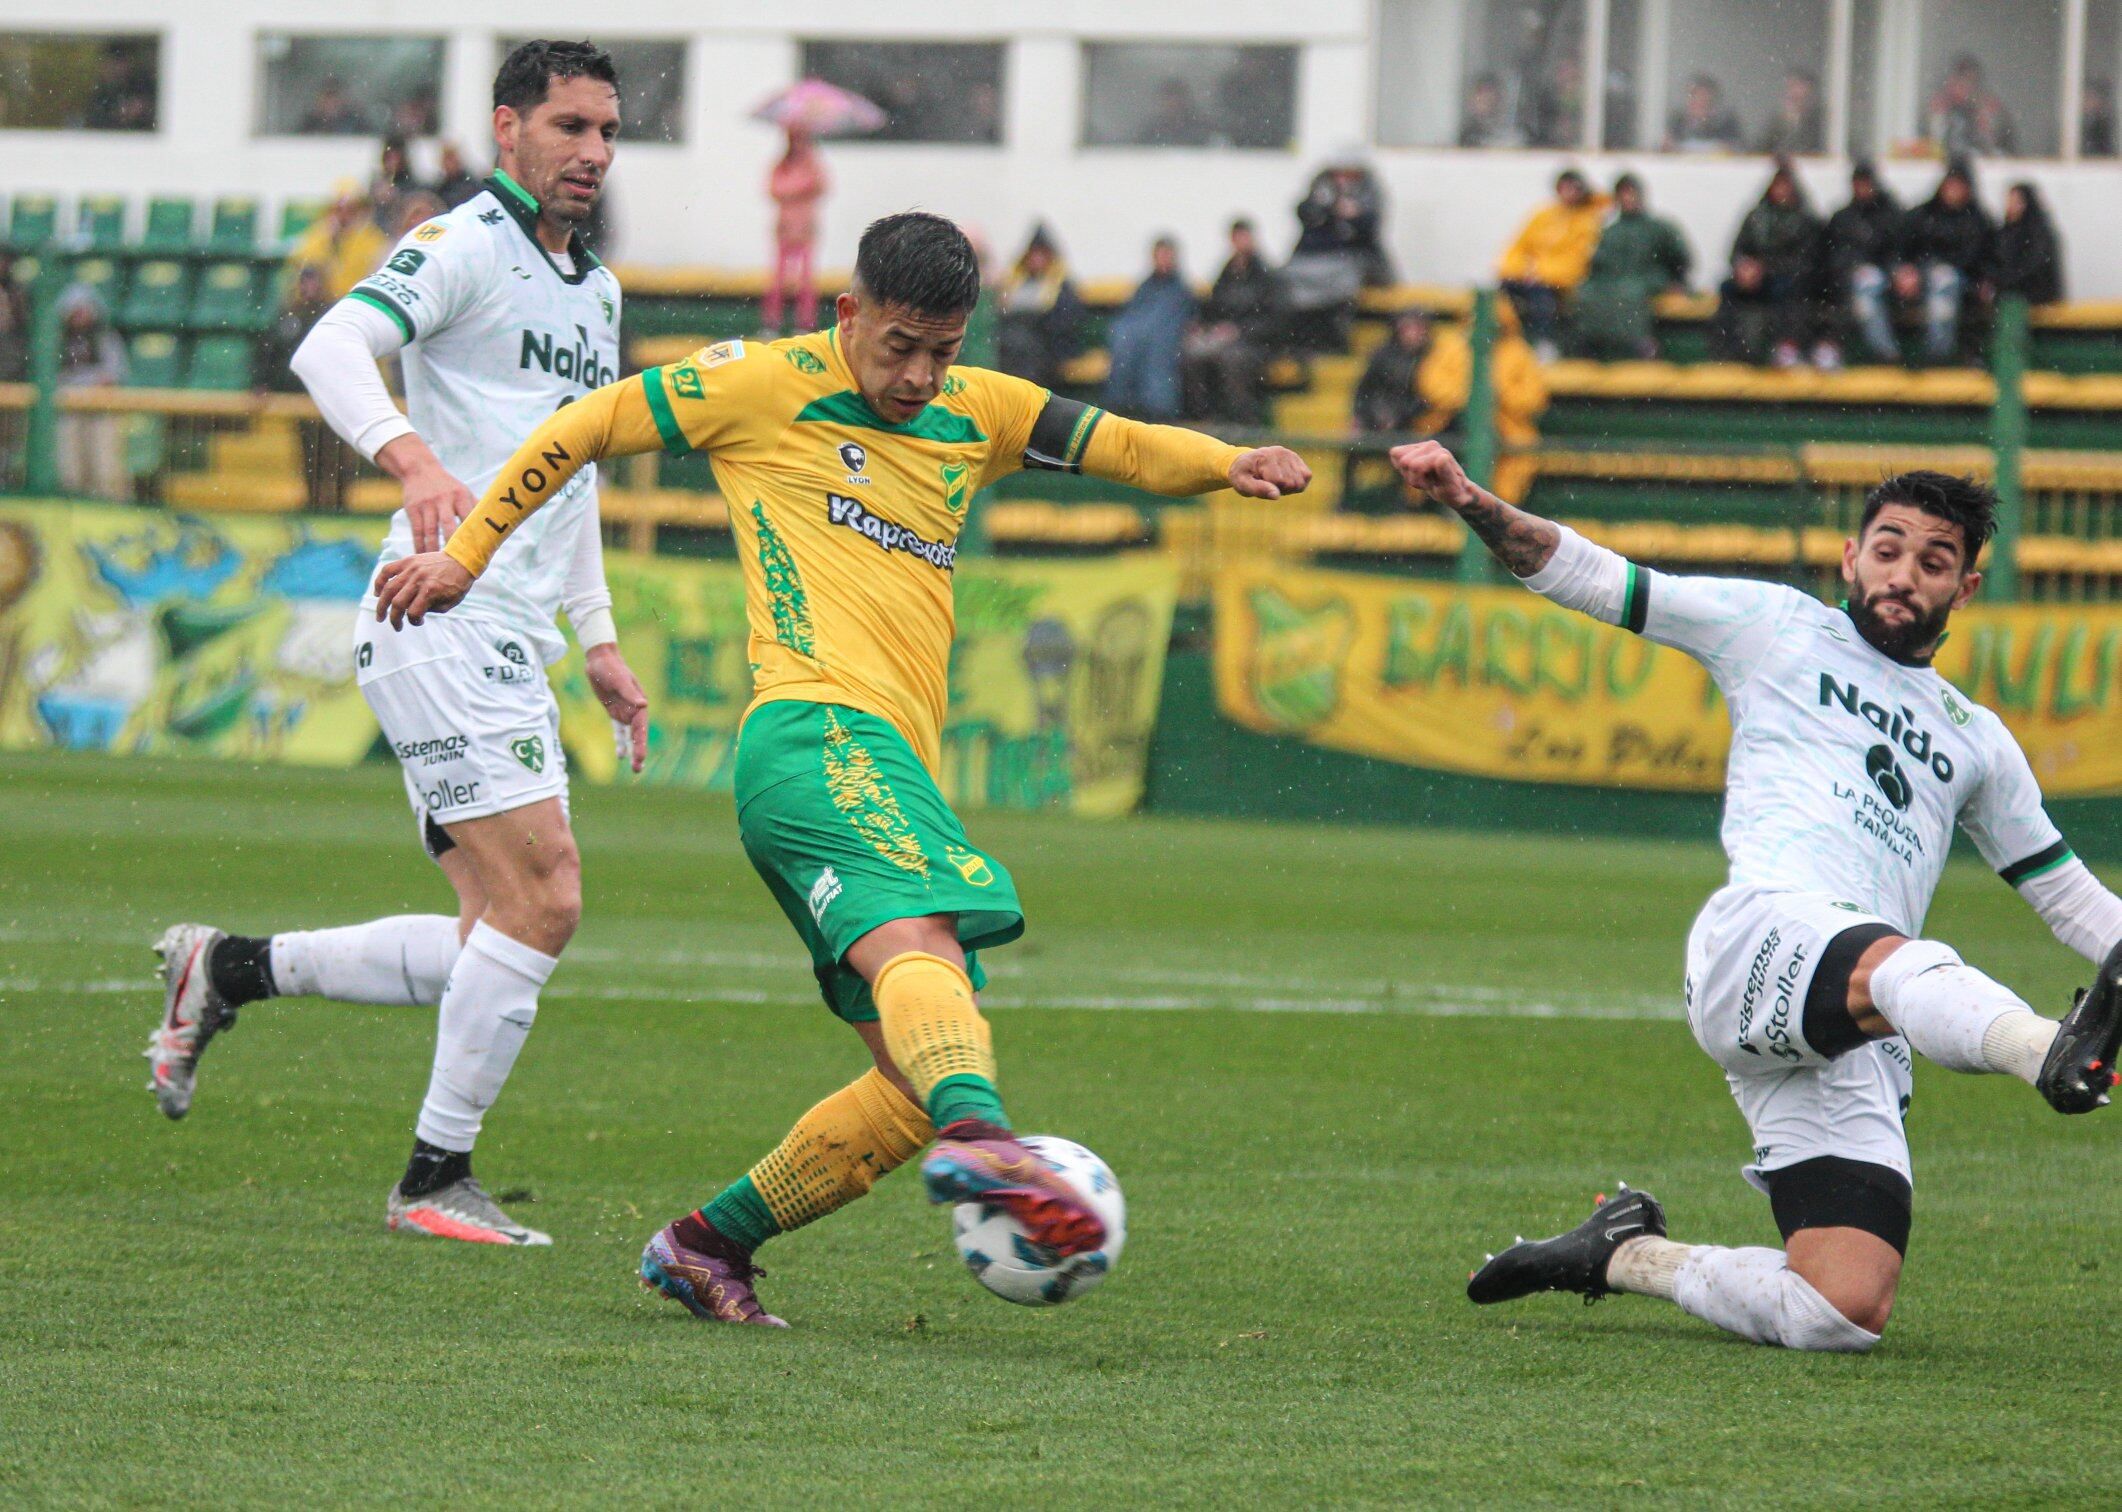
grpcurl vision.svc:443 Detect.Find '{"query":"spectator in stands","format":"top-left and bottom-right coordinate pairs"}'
top-left (1459, 74), bottom-right (1524, 148)
top-left (1293, 151), bottom-right (1392, 285)
top-left (1896, 158), bottom-right (1993, 362)
top-left (1820, 161), bottom-right (1906, 366)
top-left (1496, 168), bottom-right (1606, 362)
top-left (1709, 255), bottom-right (1780, 366)
top-left (1927, 55), bottom-right (2016, 158)
top-left (2083, 80), bottom-right (2117, 157)
top-left (81, 43), bottom-right (155, 132)
top-left (1757, 69), bottom-right (1825, 155)
top-left (1666, 74), bottom-right (1742, 153)
top-left (390, 93), bottom-right (438, 138)
top-left (300, 77), bottom-right (369, 136)
top-left (1353, 310), bottom-right (1433, 435)
top-left (1182, 218), bottom-right (1285, 425)
top-left (997, 224), bottom-right (1087, 389)
top-left (0, 254), bottom-right (30, 382)
top-left (286, 181), bottom-right (387, 299)
top-left (1417, 294), bottom-right (1548, 502)
top-left (257, 264), bottom-right (355, 513)
top-left (1103, 236), bottom-right (1194, 420)
top-left (54, 284), bottom-right (128, 501)
top-left (371, 134), bottom-right (416, 233)
top-left (1989, 182), bottom-right (2064, 307)
top-left (432, 143), bottom-right (482, 208)
top-left (1728, 160), bottom-right (1820, 367)
top-left (1528, 56), bottom-right (1585, 149)
top-left (762, 128), bottom-right (827, 336)
top-left (1573, 173), bottom-right (1691, 360)
top-left (1139, 77), bottom-right (1215, 147)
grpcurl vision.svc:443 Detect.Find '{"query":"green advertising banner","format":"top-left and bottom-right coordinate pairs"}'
top-left (0, 502), bottom-right (1177, 816)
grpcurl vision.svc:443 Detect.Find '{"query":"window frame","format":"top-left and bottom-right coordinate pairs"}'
top-left (0, 27), bottom-right (164, 136)
top-left (791, 36), bottom-right (1009, 147)
top-left (251, 31), bottom-right (449, 141)
top-left (1076, 37), bottom-right (1302, 152)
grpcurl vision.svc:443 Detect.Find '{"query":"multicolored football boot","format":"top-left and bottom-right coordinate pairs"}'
top-left (144, 923), bottom-right (240, 1120)
top-left (386, 1177), bottom-right (551, 1246)
top-left (638, 1224), bottom-right (788, 1326)
top-left (921, 1120), bottom-right (1108, 1258)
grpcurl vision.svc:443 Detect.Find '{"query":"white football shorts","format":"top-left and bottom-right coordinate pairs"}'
top-left (354, 612), bottom-right (568, 854)
top-left (1684, 883), bottom-right (1915, 1192)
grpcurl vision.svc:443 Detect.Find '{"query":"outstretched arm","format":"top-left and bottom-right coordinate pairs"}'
top-left (1389, 438), bottom-right (1559, 575)
top-left (1074, 405), bottom-right (1312, 500)
top-left (371, 377), bottom-right (663, 627)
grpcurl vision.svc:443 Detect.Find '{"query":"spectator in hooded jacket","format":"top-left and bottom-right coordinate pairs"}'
top-left (54, 283), bottom-right (130, 500)
top-left (1820, 161), bottom-right (1905, 366)
top-left (1573, 173), bottom-right (1692, 359)
top-left (1182, 219), bottom-right (1286, 425)
top-left (1103, 236), bottom-right (1195, 420)
top-left (996, 224), bottom-right (1087, 389)
top-left (1728, 160), bottom-right (1821, 367)
top-left (1895, 158), bottom-right (1993, 362)
top-left (1496, 168), bottom-right (1606, 361)
top-left (1988, 181), bottom-right (2063, 307)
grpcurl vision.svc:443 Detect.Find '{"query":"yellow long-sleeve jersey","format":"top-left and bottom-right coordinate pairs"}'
top-left (443, 326), bottom-right (1243, 773)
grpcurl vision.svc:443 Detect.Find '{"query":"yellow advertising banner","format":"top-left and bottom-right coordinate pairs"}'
top-left (1213, 564), bottom-right (2122, 796)
top-left (0, 502), bottom-right (1177, 816)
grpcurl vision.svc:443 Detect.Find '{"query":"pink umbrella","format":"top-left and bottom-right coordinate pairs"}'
top-left (751, 78), bottom-right (888, 138)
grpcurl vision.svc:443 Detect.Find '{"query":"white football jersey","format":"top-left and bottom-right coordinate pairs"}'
top-left (1625, 570), bottom-right (2065, 935)
top-left (348, 173), bottom-right (622, 663)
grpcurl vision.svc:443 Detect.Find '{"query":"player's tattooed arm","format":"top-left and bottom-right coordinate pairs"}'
top-left (1388, 439), bottom-right (1560, 577)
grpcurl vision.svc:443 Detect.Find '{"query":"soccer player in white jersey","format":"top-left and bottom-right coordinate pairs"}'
top-left (143, 41), bottom-right (649, 1247)
top-left (1391, 440), bottom-right (2122, 1353)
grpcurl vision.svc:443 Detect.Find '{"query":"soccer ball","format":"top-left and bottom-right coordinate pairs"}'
top-left (951, 1136), bottom-right (1125, 1307)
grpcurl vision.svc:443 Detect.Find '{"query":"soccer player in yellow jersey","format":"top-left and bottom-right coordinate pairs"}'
top-left (374, 212), bottom-right (1311, 1324)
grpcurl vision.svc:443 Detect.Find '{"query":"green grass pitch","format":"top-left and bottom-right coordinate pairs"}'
top-left (1, 750), bottom-right (2114, 1506)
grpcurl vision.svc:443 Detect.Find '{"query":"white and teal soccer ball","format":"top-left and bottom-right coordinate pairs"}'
top-left (951, 1136), bottom-right (1126, 1307)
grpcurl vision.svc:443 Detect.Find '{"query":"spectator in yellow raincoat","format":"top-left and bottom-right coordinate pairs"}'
top-left (1417, 292), bottom-right (1549, 502)
top-left (286, 180), bottom-right (389, 300)
top-left (1496, 169), bottom-right (1607, 360)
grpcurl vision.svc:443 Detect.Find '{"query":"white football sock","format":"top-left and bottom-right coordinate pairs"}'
top-left (1867, 940), bottom-right (2041, 1075)
top-left (1672, 1245), bottom-right (1881, 1353)
top-left (1980, 1011), bottom-right (2060, 1086)
top-left (1605, 1235), bottom-right (1700, 1300)
top-left (269, 915), bottom-right (462, 1006)
top-left (413, 921), bottom-right (557, 1153)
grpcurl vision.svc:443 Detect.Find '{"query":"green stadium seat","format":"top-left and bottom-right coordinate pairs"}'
top-left (75, 195), bottom-right (127, 250)
top-left (140, 197), bottom-right (197, 253)
top-left (207, 198), bottom-right (260, 255)
top-left (278, 200), bottom-right (324, 246)
top-left (118, 259), bottom-right (194, 329)
top-left (61, 256), bottom-right (126, 312)
top-left (126, 332), bottom-right (185, 388)
top-left (186, 335), bottom-right (253, 390)
top-left (189, 260), bottom-right (266, 331)
top-left (8, 195), bottom-right (58, 251)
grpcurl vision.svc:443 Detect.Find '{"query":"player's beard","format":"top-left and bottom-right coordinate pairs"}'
top-left (1846, 579), bottom-right (1953, 663)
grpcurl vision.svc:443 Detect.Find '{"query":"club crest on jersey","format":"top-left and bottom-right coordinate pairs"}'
top-left (786, 347), bottom-right (827, 374)
top-left (1940, 686), bottom-right (1972, 727)
top-left (838, 442), bottom-right (870, 484)
top-left (599, 293), bottom-right (614, 326)
top-left (941, 460), bottom-right (970, 517)
top-left (945, 846), bottom-right (993, 887)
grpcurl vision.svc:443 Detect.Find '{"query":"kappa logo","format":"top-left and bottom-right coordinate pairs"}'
top-left (808, 866), bottom-right (843, 924)
top-left (412, 221), bottom-right (449, 243)
top-left (386, 248), bottom-right (427, 276)
top-left (945, 846), bottom-right (993, 887)
top-left (510, 735), bottom-right (546, 773)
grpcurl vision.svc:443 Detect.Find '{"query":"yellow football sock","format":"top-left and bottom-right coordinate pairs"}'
top-left (872, 951), bottom-right (1008, 1128)
top-left (745, 1068), bottom-right (935, 1233)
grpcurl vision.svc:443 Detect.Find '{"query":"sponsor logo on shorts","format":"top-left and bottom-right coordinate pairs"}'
top-left (422, 777), bottom-right (482, 811)
top-left (825, 493), bottom-right (955, 571)
top-left (1735, 926), bottom-right (1808, 1063)
top-left (809, 866), bottom-right (842, 924)
top-left (395, 734), bottom-right (471, 767)
top-left (945, 845), bottom-right (993, 887)
top-left (484, 639), bottom-right (537, 684)
top-left (509, 735), bottom-right (546, 774)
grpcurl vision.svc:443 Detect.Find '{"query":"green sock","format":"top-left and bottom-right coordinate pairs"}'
top-left (700, 1175), bottom-right (780, 1253)
top-left (928, 1073), bottom-right (1010, 1131)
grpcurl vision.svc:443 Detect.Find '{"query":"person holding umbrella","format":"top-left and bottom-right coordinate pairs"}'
top-left (753, 79), bottom-right (887, 336)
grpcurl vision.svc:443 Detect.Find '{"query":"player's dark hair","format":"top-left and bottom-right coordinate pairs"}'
top-left (1860, 470), bottom-right (1997, 565)
top-left (853, 212), bottom-right (981, 321)
top-left (493, 40), bottom-right (618, 115)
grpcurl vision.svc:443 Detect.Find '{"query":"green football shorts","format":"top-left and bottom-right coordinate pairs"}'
top-left (734, 699), bottom-right (1024, 1023)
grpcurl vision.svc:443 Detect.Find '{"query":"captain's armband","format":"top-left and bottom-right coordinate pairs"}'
top-left (1022, 396), bottom-right (1107, 474)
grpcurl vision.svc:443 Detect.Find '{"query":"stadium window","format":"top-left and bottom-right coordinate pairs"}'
top-left (1080, 43), bottom-right (1297, 149)
top-left (2084, 0), bottom-right (2121, 157)
top-left (256, 35), bottom-right (445, 138)
top-left (1909, 0), bottom-right (2065, 157)
top-left (1376, 0), bottom-right (1587, 149)
top-left (0, 33), bottom-right (159, 132)
top-left (1629, 0), bottom-right (1832, 154)
top-left (497, 39), bottom-right (685, 144)
top-left (796, 40), bottom-right (1004, 145)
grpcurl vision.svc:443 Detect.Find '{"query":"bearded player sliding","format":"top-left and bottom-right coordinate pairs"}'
top-left (144, 42), bottom-right (649, 1247)
top-left (374, 212), bottom-right (1311, 1323)
top-left (1392, 439), bottom-right (2122, 1353)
